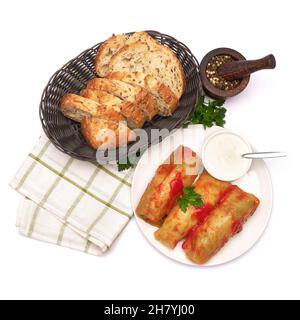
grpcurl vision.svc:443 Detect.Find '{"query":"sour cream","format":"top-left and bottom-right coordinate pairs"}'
top-left (202, 131), bottom-right (252, 181)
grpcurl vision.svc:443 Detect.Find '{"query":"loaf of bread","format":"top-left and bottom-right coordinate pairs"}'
top-left (81, 116), bottom-right (136, 150)
top-left (60, 31), bottom-right (186, 151)
top-left (106, 71), bottom-right (179, 116)
top-left (95, 32), bottom-right (185, 99)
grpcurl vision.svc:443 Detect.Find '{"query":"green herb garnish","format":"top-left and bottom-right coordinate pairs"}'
top-left (183, 96), bottom-right (226, 129)
top-left (117, 159), bottom-right (134, 172)
top-left (117, 150), bottom-right (142, 172)
top-left (176, 187), bottom-right (204, 212)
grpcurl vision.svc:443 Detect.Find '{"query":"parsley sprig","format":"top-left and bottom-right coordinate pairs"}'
top-left (117, 158), bottom-right (134, 171)
top-left (117, 150), bottom-right (141, 172)
top-left (176, 187), bottom-right (204, 212)
top-left (183, 96), bottom-right (226, 129)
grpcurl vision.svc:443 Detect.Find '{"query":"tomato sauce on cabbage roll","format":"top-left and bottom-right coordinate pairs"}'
top-left (183, 185), bottom-right (260, 265)
top-left (154, 171), bottom-right (230, 248)
top-left (136, 146), bottom-right (201, 226)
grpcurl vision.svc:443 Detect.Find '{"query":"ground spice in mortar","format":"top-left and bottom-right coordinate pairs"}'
top-left (206, 55), bottom-right (241, 90)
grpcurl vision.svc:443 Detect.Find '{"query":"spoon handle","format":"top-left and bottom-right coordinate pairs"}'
top-left (217, 54), bottom-right (276, 81)
top-left (242, 152), bottom-right (287, 159)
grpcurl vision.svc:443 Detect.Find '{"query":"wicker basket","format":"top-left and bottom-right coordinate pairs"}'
top-left (40, 30), bottom-right (203, 163)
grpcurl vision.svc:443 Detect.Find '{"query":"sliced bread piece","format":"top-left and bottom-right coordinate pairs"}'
top-left (81, 88), bottom-right (144, 128)
top-left (80, 88), bottom-right (121, 111)
top-left (81, 116), bottom-right (136, 150)
top-left (118, 100), bottom-right (146, 129)
top-left (108, 40), bottom-right (186, 99)
top-left (106, 71), bottom-right (179, 116)
top-left (81, 88), bottom-right (145, 128)
top-left (86, 78), bottom-right (158, 120)
top-left (60, 93), bottom-right (123, 123)
top-left (95, 34), bottom-right (129, 77)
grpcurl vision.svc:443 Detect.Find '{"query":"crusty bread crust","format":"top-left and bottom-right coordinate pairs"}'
top-left (125, 31), bottom-right (158, 46)
top-left (95, 34), bottom-right (129, 77)
top-left (81, 116), bottom-right (136, 150)
top-left (86, 78), bottom-right (137, 101)
top-left (134, 88), bottom-right (158, 119)
top-left (106, 71), bottom-right (179, 116)
top-left (119, 101), bottom-right (145, 128)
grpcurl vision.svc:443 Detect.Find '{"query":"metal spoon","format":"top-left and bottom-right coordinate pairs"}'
top-left (242, 152), bottom-right (287, 159)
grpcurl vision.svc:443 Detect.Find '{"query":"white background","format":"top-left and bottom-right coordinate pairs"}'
top-left (0, 0), bottom-right (299, 300)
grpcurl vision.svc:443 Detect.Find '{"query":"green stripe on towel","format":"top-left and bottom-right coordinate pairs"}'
top-left (27, 158), bottom-right (74, 237)
top-left (29, 153), bottom-right (131, 218)
top-left (97, 165), bottom-right (132, 187)
top-left (86, 170), bottom-right (132, 234)
top-left (16, 140), bottom-right (51, 191)
top-left (56, 166), bottom-right (101, 245)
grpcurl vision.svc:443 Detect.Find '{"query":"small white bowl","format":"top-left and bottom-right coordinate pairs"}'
top-left (202, 130), bottom-right (253, 181)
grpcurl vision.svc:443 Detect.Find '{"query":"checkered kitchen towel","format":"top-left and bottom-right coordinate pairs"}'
top-left (10, 134), bottom-right (133, 255)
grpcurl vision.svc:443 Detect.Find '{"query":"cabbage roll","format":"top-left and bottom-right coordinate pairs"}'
top-left (136, 146), bottom-right (201, 226)
top-left (183, 185), bottom-right (260, 265)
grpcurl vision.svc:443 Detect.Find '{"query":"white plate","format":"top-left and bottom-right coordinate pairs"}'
top-left (131, 125), bottom-right (273, 266)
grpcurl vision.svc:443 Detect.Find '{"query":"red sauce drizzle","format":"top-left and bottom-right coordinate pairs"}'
top-left (170, 173), bottom-right (184, 196)
top-left (218, 185), bottom-right (238, 205)
top-left (182, 184), bottom-right (247, 250)
top-left (193, 203), bottom-right (214, 224)
top-left (165, 173), bottom-right (184, 212)
top-left (182, 224), bottom-right (201, 249)
top-left (232, 220), bottom-right (243, 235)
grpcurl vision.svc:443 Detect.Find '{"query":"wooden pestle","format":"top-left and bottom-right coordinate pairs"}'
top-left (217, 54), bottom-right (276, 81)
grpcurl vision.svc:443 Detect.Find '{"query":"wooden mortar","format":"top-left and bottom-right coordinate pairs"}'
top-left (200, 48), bottom-right (276, 99)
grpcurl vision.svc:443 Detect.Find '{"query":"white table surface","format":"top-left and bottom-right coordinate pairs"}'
top-left (0, 0), bottom-right (298, 300)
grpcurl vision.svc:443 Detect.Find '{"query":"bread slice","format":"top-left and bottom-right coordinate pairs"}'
top-left (108, 40), bottom-right (186, 99)
top-left (60, 93), bottom-right (123, 123)
top-left (106, 71), bottom-right (179, 116)
top-left (80, 89), bottom-right (121, 111)
top-left (95, 32), bottom-right (155, 78)
top-left (81, 88), bottom-right (144, 128)
top-left (95, 34), bottom-right (129, 77)
top-left (86, 78), bottom-right (158, 120)
top-left (81, 116), bottom-right (136, 150)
